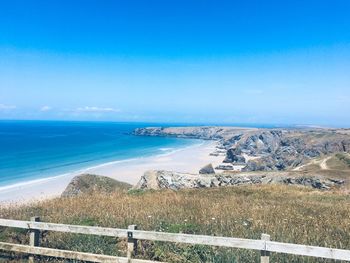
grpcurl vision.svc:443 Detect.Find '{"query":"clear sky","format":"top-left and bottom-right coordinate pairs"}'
top-left (0, 0), bottom-right (349, 126)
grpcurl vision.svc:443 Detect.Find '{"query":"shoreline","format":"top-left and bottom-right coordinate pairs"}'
top-left (0, 141), bottom-right (204, 193)
top-left (0, 140), bottom-right (223, 204)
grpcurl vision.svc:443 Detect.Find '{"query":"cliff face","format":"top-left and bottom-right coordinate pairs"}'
top-left (134, 126), bottom-right (255, 140)
top-left (227, 130), bottom-right (350, 171)
top-left (134, 127), bottom-right (350, 172)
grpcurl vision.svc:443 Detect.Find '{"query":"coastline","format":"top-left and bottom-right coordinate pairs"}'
top-left (0, 140), bottom-right (223, 204)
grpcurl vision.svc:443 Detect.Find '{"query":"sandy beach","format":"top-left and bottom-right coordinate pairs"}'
top-left (0, 140), bottom-right (224, 204)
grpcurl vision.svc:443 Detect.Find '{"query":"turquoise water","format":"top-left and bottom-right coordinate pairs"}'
top-left (0, 121), bottom-right (199, 187)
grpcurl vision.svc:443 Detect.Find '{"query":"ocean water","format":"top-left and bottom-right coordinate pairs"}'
top-left (0, 121), bottom-right (199, 187)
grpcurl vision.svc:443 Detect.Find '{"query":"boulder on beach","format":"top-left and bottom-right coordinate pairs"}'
top-left (215, 164), bottom-right (234, 170)
top-left (61, 174), bottom-right (131, 197)
top-left (199, 163), bottom-right (215, 174)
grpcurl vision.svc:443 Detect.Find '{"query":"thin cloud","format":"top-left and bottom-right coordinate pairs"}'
top-left (0, 104), bottom-right (16, 110)
top-left (40, 106), bottom-right (52, 111)
top-left (76, 106), bottom-right (120, 113)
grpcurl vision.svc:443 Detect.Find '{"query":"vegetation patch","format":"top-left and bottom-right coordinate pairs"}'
top-left (336, 153), bottom-right (350, 168)
top-left (0, 185), bottom-right (349, 262)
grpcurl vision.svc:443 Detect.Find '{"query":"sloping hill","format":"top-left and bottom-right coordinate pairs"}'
top-left (61, 174), bottom-right (131, 197)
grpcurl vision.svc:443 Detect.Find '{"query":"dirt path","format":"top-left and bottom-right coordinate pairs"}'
top-left (293, 156), bottom-right (331, 171)
top-left (319, 156), bottom-right (331, 170)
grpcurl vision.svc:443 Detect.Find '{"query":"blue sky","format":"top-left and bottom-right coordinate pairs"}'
top-left (0, 0), bottom-right (349, 126)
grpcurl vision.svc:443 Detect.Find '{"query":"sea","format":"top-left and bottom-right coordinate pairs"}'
top-left (0, 120), bottom-right (200, 187)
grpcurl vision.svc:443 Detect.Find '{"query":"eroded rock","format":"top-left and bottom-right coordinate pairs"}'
top-left (134, 170), bottom-right (344, 191)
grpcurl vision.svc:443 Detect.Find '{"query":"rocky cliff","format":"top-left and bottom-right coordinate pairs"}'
top-left (134, 127), bottom-right (350, 172)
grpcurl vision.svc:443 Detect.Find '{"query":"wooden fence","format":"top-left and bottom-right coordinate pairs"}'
top-left (0, 217), bottom-right (349, 262)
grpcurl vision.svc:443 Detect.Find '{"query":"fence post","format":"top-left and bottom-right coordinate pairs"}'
top-left (28, 216), bottom-right (40, 263)
top-left (260, 233), bottom-right (270, 263)
top-left (127, 225), bottom-right (137, 262)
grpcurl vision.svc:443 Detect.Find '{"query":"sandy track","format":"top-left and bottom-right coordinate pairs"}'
top-left (319, 156), bottom-right (331, 170)
top-left (293, 156), bottom-right (331, 171)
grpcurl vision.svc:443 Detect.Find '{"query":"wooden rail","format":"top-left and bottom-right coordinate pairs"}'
top-left (0, 217), bottom-right (349, 262)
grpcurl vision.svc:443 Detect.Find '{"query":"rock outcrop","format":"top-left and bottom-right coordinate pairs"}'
top-left (62, 174), bottom-right (131, 197)
top-left (224, 148), bottom-right (246, 164)
top-left (134, 170), bottom-right (344, 191)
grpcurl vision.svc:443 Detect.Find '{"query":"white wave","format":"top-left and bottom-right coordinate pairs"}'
top-left (159, 147), bottom-right (173, 151)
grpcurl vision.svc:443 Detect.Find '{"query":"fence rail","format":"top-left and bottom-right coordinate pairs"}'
top-left (0, 217), bottom-right (349, 262)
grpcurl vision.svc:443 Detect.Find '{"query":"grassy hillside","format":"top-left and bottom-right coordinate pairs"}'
top-left (0, 185), bottom-right (349, 262)
top-left (327, 153), bottom-right (350, 170)
top-left (61, 174), bottom-right (132, 197)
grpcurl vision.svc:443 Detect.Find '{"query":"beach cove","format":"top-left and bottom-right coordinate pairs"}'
top-left (0, 140), bottom-right (223, 204)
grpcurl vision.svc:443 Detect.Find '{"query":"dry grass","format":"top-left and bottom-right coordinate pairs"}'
top-left (0, 185), bottom-right (350, 262)
top-left (327, 153), bottom-right (350, 170)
